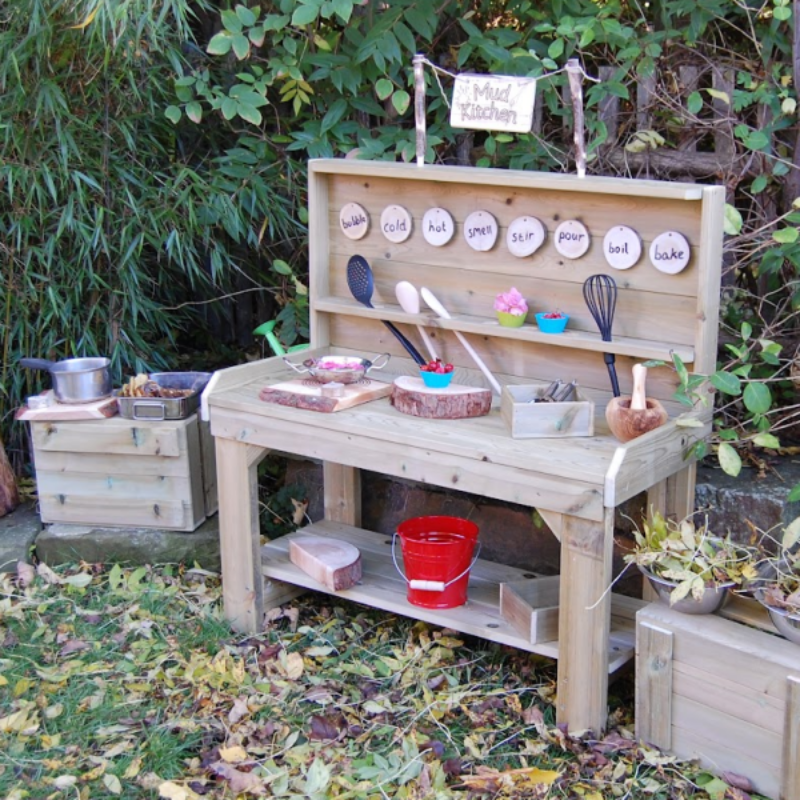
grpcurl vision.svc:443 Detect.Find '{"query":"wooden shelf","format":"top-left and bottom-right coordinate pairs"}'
top-left (261, 520), bottom-right (639, 673)
top-left (315, 297), bottom-right (695, 364)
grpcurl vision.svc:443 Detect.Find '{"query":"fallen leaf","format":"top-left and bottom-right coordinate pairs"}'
top-left (210, 761), bottom-right (265, 794)
top-left (16, 561), bottom-right (35, 587)
top-left (36, 562), bottom-right (62, 584)
top-left (219, 745), bottom-right (249, 764)
top-left (228, 698), bottom-right (250, 725)
top-left (308, 714), bottom-right (343, 741)
top-left (159, 780), bottom-right (202, 799)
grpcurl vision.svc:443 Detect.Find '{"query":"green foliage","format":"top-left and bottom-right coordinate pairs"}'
top-left (0, 0), bottom-right (306, 468)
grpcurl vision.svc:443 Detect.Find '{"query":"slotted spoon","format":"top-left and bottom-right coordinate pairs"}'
top-left (347, 256), bottom-right (426, 366)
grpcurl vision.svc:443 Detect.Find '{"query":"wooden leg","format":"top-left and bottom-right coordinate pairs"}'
top-left (645, 464), bottom-right (696, 601)
top-left (783, 676), bottom-right (800, 800)
top-left (556, 509), bottom-right (614, 734)
top-left (216, 437), bottom-right (266, 633)
top-left (323, 462), bottom-right (361, 526)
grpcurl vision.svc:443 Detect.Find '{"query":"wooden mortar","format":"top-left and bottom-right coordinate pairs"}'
top-left (605, 364), bottom-right (668, 442)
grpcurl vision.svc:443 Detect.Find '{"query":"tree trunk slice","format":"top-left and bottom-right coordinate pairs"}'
top-left (0, 437), bottom-right (19, 518)
top-left (288, 534), bottom-right (362, 591)
top-left (391, 376), bottom-right (492, 419)
top-left (259, 379), bottom-right (391, 413)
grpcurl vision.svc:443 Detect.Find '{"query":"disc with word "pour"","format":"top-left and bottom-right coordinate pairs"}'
top-left (553, 220), bottom-right (591, 259)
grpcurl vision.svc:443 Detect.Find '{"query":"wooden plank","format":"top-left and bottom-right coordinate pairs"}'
top-left (636, 622), bottom-right (673, 750)
top-left (694, 187), bottom-right (725, 375)
top-left (260, 520), bottom-right (636, 671)
top-left (323, 462), bottom-right (361, 527)
top-left (216, 437), bottom-right (264, 633)
top-left (31, 418), bottom-right (184, 458)
top-left (184, 413), bottom-right (206, 531)
top-left (211, 407), bottom-right (607, 521)
top-left (259, 378), bottom-right (392, 413)
top-left (199, 419), bottom-right (218, 516)
top-left (670, 719), bottom-right (782, 800)
top-left (16, 392), bottom-right (118, 421)
top-left (37, 475), bottom-right (193, 529)
top-left (672, 659), bottom-right (785, 732)
top-left (672, 694), bottom-right (783, 771)
top-left (310, 158), bottom-right (706, 200)
top-left (556, 511), bottom-right (614, 733)
top-left (784, 676), bottom-right (800, 800)
top-left (604, 414), bottom-right (711, 507)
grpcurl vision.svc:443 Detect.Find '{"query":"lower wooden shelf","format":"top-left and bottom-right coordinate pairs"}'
top-left (261, 520), bottom-right (642, 673)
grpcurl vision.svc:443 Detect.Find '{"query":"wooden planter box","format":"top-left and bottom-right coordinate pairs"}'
top-left (29, 414), bottom-right (217, 532)
top-left (636, 602), bottom-right (800, 800)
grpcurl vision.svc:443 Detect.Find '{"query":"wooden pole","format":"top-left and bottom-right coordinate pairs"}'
top-left (566, 58), bottom-right (586, 179)
top-left (413, 54), bottom-right (426, 167)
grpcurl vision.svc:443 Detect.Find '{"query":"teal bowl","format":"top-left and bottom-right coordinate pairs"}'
top-left (535, 313), bottom-right (569, 333)
top-left (420, 370), bottom-right (454, 389)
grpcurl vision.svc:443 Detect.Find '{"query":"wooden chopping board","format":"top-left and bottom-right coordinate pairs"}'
top-left (288, 534), bottom-right (362, 590)
top-left (259, 378), bottom-right (391, 413)
top-left (15, 391), bottom-right (119, 421)
top-left (391, 376), bottom-right (492, 419)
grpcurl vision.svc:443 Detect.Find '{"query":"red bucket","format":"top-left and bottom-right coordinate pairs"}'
top-left (394, 516), bottom-right (480, 608)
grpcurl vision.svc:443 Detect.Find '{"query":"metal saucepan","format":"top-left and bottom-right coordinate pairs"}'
top-left (283, 353), bottom-right (390, 384)
top-left (20, 357), bottom-right (112, 404)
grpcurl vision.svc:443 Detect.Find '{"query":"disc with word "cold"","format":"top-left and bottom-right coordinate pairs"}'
top-left (339, 202), bottom-right (369, 240)
top-left (507, 216), bottom-right (546, 258)
top-left (422, 207), bottom-right (455, 247)
top-left (553, 220), bottom-right (590, 259)
top-left (380, 204), bottom-right (413, 243)
top-left (463, 210), bottom-right (498, 252)
top-left (603, 226), bottom-right (642, 270)
top-left (649, 231), bottom-right (691, 274)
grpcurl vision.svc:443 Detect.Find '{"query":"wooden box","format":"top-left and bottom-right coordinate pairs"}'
top-left (501, 383), bottom-right (594, 438)
top-left (29, 414), bottom-right (217, 532)
top-left (636, 602), bottom-right (800, 800)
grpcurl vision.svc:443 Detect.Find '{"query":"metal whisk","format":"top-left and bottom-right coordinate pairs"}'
top-left (582, 274), bottom-right (621, 397)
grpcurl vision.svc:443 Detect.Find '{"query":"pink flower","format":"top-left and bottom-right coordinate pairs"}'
top-left (494, 287), bottom-right (528, 316)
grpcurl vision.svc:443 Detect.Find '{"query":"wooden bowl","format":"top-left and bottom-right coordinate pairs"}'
top-left (605, 396), bottom-right (668, 442)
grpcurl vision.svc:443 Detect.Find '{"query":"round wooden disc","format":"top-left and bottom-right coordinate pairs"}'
top-left (463, 210), bottom-right (498, 252)
top-left (339, 202), bottom-right (369, 240)
top-left (380, 204), bottom-right (413, 243)
top-left (603, 225), bottom-right (642, 270)
top-left (649, 230), bottom-right (691, 274)
top-left (553, 220), bottom-right (590, 259)
top-left (422, 207), bottom-right (455, 246)
top-left (507, 216), bottom-right (546, 258)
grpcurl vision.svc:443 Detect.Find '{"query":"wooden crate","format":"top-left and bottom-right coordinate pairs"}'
top-left (30, 414), bottom-right (217, 532)
top-left (636, 602), bottom-right (800, 800)
top-left (501, 383), bottom-right (594, 438)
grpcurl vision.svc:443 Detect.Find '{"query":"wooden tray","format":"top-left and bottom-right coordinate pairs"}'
top-left (16, 391), bottom-right (118, 421)
top-left (259, 378), bottom-right (391, 412)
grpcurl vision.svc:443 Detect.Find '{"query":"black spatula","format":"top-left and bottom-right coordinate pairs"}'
top-left (347, 255), bottom-right (426, 366)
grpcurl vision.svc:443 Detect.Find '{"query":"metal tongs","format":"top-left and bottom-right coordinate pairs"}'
top-left (531, 379), bottom-right (578, 403)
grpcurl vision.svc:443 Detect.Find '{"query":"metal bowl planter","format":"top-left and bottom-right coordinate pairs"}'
top-left (639, 565), bottom-right (735, 615)
top-left (753, 588), bottom-right (800, 644)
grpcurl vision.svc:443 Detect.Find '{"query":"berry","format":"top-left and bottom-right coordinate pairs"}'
top-left (543, 311), bottom-right (564, 319)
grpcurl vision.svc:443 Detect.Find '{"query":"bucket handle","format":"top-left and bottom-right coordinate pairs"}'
top-left (391, 533), bottom-right (481, 592)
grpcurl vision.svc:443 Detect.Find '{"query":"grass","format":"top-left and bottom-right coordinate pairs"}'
top-left (0, 562), bottom-right (757, 799)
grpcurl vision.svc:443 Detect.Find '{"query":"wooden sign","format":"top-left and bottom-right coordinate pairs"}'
top-left (380, 204), bottom-right (412, 243)
top-left (450, 74), bottom-right (537, 133)
top-left (339, 202), bottom-right (369, 240)
top-left (507, 215), bottom-right (546, 258)
top-left (463, 210), bottom-right (498, 251)
top-left (553, 220), bottom-right (590, 259)
top-left (650, 230), bottom-right (691, 274)
top-left (422, 207), bottom-right (455, 246)
top-left (603, 225), bottom-right (642, 270)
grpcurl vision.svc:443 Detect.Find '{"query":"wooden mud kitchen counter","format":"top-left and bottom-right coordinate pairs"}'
top-left (206, 159), bottom-right (724, 734)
